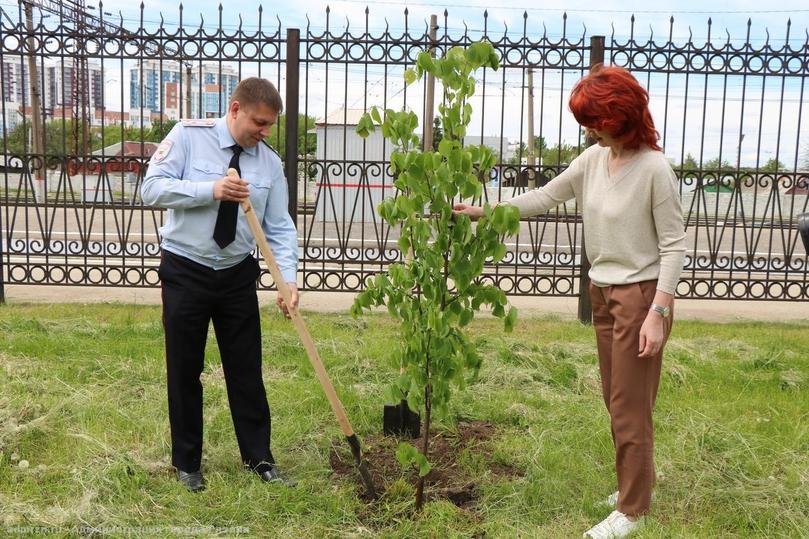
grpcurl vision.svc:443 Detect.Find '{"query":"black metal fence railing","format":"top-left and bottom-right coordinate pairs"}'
top-left (1, 3), bottom-right (808, 308)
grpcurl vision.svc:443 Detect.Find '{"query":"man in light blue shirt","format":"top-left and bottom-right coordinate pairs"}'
top-left (142, 77), bottom-right (298, 492)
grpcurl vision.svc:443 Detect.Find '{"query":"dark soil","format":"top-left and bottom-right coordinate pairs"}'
top-left (328, 420), bottom-right (521, 509)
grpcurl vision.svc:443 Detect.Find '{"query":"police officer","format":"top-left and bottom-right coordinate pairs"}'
top-left (142, 77), bottom-right (299, 492)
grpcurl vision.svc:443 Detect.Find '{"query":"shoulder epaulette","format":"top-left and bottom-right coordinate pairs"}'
top-left (261, 139), bottom-right (281, 158)
top-left (181, 119), bottom-right (216, 127)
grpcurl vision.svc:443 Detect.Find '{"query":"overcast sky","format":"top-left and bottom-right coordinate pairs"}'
top-left (4, 0), bottom-right (808, 166)
top-left (80, 0), bottom-right (809, 42)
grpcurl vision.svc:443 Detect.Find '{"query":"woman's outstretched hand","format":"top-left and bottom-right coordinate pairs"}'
top-left (452, 203), bottom-right (485, 220)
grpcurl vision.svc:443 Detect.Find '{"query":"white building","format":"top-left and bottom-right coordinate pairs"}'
top-left (314, 107), bottom-right (396, 223)
top-left (2, 102), bottom-right (22, 134)
top-left (464, 134), bottom-right (513, 162)
top-left (313, 110), bottom-right (517, 222)
top-left (44, 57), bottom-right (104, 122)
top-left (1, 58), bottom-right (104, 133)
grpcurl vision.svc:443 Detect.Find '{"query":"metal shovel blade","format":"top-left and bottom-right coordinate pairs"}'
top-left (798, 213), bottom-right (809, 253)
top-left (346, 434), bottom-right (377, 499)
top-left (383, 399), bottom-right (421, 438)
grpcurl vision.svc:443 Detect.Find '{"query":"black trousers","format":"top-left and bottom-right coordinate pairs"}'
top-left (158, 250), bottom-right (273, 472)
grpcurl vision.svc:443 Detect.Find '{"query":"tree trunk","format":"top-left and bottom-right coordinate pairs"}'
top-left (414, 382), bottom-right (432, 510)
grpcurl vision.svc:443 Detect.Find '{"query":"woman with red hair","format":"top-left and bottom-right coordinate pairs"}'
top-left (455, 65), bottom-right (685, 538)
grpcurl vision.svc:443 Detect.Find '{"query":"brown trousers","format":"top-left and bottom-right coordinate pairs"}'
top-left (589, 280), bottom-right (673, 517)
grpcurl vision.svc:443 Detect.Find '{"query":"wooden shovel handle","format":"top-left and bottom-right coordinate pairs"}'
top-left (228, 168), bottom-right (355, 437)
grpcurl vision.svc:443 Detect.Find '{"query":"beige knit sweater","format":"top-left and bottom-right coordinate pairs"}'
top-left (503, 145), bottom-right (686, 294)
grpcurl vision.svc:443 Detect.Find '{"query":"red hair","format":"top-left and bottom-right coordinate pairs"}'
top-left (568, 64), bottom-right (661, 151)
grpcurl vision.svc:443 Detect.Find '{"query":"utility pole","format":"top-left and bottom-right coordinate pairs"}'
top-left (422, 14), bottom-right (438, 152)
top-left (24, 1), bottom-right (45, 200)
top-left (526, 68), bottom-right (536, 188)
top-left (71, 0), bottom-right (90, 165)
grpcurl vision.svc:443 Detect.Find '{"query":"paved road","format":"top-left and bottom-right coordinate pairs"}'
top-left (3, 201), bottom-right (807, 311)
top-left (3, 284), bottom-right (807, 323)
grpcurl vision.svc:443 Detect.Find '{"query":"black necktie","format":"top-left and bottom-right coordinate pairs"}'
top-left (213, 144), bottom-right (243, 248)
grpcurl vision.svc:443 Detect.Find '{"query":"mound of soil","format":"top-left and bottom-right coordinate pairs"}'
top-left (329, 420), bottom-right (521, 508)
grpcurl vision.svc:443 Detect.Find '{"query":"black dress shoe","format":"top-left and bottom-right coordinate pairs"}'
top-left (255, 464), bottom-right (297, 487)
top-left (177, 469), bottom-right (205, 492)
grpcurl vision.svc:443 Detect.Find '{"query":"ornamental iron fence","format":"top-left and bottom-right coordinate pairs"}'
top-left (1, 3), bottom-right (808, 314)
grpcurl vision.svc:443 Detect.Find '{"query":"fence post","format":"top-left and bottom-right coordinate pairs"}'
top-left (577, 35), bottom-right (605, 324)
top-left (0, 192), bottom-right (4, 304)
top-left (285, 28), bottom-right (301, 222)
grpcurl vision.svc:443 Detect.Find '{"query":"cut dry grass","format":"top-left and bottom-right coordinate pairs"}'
top-left (0, 302), bottom-right (807, 537)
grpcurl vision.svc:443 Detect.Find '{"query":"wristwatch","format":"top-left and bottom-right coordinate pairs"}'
top-left (649, 303), bottom-right (670, 318)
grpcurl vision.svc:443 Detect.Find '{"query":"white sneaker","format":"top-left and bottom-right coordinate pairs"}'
top-left (583, 510), bottom-right (644, 538)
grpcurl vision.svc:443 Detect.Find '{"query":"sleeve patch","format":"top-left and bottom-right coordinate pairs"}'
top-left (181, 118), bottom-right (216, 127)
top-left (151, 140), bottom-right (174, 163)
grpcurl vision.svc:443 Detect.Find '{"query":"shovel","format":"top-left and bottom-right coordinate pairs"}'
top-left (230, 168), bottom-right (377, 499)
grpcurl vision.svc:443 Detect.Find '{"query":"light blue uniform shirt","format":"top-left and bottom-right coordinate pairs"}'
top-left (141, 117), bottom-right (299, 283)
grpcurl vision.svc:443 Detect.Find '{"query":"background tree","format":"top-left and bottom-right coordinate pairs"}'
top-left (506, 136), bottom-right (548, 166)
top-left (679, 153), bottom-right (699, 170)
top-left (5, 120), bottom-right (161, 157)
top-left (6, 119), bottom-right (84, 158)
top-left (353, 42), bottom-right (520, 510)
top-left (676, 153), bottom-right (700, 180)
top-left (264, 113), bottom-right (318, 161)
top-left (144, 120), bottom-right (178, 143)
top-left (507, 142), bottom-right (527, 165)
top-left (4, 120), bottom-right (33, 155)
top-left (544, 142), bottom-right (582, 166)
top-left (760, 157), bottom-right (787, 173)
top-left (533, 135), bottom-right (548, 157)
top-left (704, 157), bottom-right (734, 173)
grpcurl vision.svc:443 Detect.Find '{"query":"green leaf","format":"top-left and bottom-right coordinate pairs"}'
top-left (492, 242), bottom-right (507, 263)
top-left (488, 48), bottom-right (500, 69)
top-left (397, 371), bottom-right (412, 393)
top-left (359, 291), bottom-right (373, 308)
top-left (397, 234), bottom-right (411, 254)
top-left (404, 68), bottom-right (418, 86)
top-left (438, 137), bottom-right (454, 156)
top-left (459, 179), bottom-right (478, 199)
top-left (466, 41), bottom-right (490, 64)
top-left (355, 113), bottom-right (375, 138)
top-left (459, 308), bottom-right (473, 327)
top-left (415, 453), bottom-right (432, 477)
top-left (492, 205), bottom-right (506, 229)
top-left (383, 384), bottom-right (398, 404)
top-left (417, 51), bottom-right (434, 72)
top-left (396, 442), bottom-right (419, 468)
top-left (463, 79), bottom-right (476, 99)
top-left (504, 204), bottom-right (521, 234)
top-left (370, 106), bottom-right (382, 124)
top-left (391, 152), bottom-right (406, 173)
top-left (504, 306), bottom-right (518, 332)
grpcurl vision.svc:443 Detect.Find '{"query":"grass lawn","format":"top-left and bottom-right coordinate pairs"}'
top-left (0, 302), bottom-right (807, 538)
